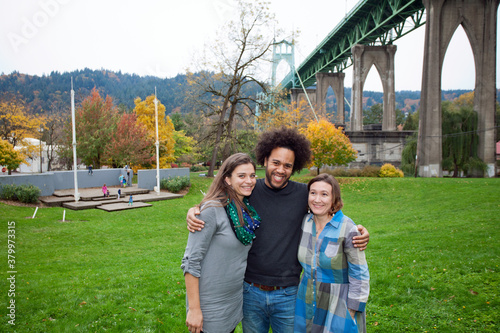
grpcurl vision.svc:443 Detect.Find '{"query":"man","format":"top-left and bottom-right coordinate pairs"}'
top-left (187, 127), bottom-right (369, 332)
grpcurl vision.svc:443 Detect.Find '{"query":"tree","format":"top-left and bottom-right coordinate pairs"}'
top-left (133, 95), bottom-right (175, 168)
top-left (363, 103), bottom-right (406, 127)
top-left (0, 93), bottom-right (40, 148)
top-left (173, 130), bottom-right (198, 165)
top-left (0, 139), bottom-right (24, 174)
top-left (363, 103), bottom-right (383, 125)
top-left (403, 110), bottom-right (419, 130)
top-left (103, 113), bottom-right (154, 167)
top-left (45, 97), bottom-right (67, 171)
top-left (257, 97), bottom-right (320, 131)
top-left (401, 133), bottom-right (418, 176)
top-left (67, 88), bottom-right (118, 169)
top-left (442, 97), bottom-right (486, 177)
top-left (403, 92), bottom-right (487, 177)
top-left (302, 118), bottom-right (357, 175)
top-left (187, 0), bottom-right (279, 177)
top-left (0, 93), bottom-right (47, 170)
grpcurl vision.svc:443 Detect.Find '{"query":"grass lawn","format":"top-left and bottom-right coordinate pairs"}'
top-left (1, 171), bottom-right (499, 332)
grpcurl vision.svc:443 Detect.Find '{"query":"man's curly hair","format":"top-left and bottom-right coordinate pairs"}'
top-left (255, 127), bottom-right (311, 174)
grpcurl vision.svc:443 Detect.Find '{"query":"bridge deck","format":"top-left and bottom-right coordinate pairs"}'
top-left (281, 0), bottom-right (425, 89)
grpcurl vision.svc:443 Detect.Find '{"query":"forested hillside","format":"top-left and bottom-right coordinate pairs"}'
top-left (0, 69), bottom-right (486, 116)
top-left (0, 69), bottom-right (191, 115)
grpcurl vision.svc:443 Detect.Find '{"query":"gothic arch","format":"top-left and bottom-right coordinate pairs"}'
top-left (418, 0), bottom-right (499, 177)
top-left (315, 72), bottom-right (345, 124)
top-left (351, 44), bottom-right (397, 131)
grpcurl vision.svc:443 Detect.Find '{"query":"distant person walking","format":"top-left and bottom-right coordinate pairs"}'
top-left (88, 164), bottom-right (93, 175)
top-left (128, 194), bottom-right (133, 206)
top-left (102, 184), bottom-right (108, 197)
top-left (119, 174), bottom-right (126, 188)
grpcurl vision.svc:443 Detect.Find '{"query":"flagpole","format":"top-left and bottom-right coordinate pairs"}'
top-left (71, 77), bottom-right (79, 201)
top-left (154, 87), bottom-right (160, 195)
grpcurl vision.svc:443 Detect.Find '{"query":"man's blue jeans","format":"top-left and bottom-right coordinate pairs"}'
top-left (242, 281), bottom-right (297, 333)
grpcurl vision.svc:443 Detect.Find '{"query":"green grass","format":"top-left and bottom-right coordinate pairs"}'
top-left (1, 172), bottom-right (499, 332)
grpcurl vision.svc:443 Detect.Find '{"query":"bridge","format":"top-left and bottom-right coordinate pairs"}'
top-left (276, 0), bottom-right (499, 178)
top-left (280, 0), bottom-right (425, 90)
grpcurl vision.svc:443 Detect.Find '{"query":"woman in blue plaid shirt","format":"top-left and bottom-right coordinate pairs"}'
top-left (294, 174), bottom-right (370, 333)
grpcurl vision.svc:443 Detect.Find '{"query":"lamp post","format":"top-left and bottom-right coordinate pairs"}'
top-left (154, 87), bottom-right (160, 195)
top-left (38, 126), bottom-right (43, 173)
top-left (71, 78), bottom-right (79, 201)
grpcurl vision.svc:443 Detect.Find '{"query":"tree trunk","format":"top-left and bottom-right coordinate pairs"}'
top-left (208, 107), bottom-right (228, 177)
top-left (453, 156), bottom-right (458, 177)
top-left (208, 75), bottom-right (238, 177)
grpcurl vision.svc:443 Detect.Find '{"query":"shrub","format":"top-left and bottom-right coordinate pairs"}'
top-left (0, 184), bottom-right (41, 203)
top-left (15, 184), bottom-right (41, 203)
top-left (348, 168), bottom-right (363, 177)
top-left (190, 165), bottom-right (208, 172)
top-left (0, 184), bottom-right (18, 200)
top-left (328, 168), bottom-right (350, 177)
top-left (320, 167), bottom-right (382, 178)
top-left (160, 176), bottom-right (191, 193)
top-left (379, 163), bottom-right (404, 178)
top-left (361, 165), bottom-right (381, 177)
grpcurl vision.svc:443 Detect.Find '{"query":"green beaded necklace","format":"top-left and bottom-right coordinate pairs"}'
top-left (225, 197), bottom-right (261, 245)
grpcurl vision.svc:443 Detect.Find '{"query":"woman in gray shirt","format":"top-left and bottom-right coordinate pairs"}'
top-left (181, 153), bottom-right (261, 333)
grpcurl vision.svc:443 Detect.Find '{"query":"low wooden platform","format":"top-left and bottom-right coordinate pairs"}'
top-left (96, 202), bottom-right (152, 212)
top-left (44, 186), bottom-right (183, 211)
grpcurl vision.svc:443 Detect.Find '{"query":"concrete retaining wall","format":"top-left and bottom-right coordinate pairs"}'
top-left (346, 130), bottom-right (415, 168)
top-left (0, 168), bottom-right (189, 196)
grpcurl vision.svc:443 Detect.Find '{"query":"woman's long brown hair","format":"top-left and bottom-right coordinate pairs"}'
top-left (200, 153), bottom-right (256, 225)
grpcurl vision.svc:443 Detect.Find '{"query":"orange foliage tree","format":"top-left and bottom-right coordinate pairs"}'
top-left (66, 88), bottom-right (119, 169)
top-left (302, 118), bottom-right (357, 175)
top-left (103, 113), bottom-right (154, 168)
top-left (75, 88), bottom-right (118, 168)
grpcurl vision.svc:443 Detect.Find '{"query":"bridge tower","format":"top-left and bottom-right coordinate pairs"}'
top-left (272, 39), bottom-right (295, 87)
top-left (315, 72), bottom-right (346, 125)
top-left (418, 0), bottom-right (499, 177)
top-left (350, 45), bottom-right (397, 132)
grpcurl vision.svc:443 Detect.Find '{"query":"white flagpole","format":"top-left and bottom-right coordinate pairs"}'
top-left (71, 78), bottom-right (79, 201)
top-left (154, 87), bottom-right (160, 195)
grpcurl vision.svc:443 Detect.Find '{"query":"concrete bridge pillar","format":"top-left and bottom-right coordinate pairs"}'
top-left (351, 44), bottom-right (397, 132)
top-left (290, 88), bottom-right (316, 110)
top-left (315, 72), bottom-right (345, 123)
top-left (419, 0), bottom-right (499, 177)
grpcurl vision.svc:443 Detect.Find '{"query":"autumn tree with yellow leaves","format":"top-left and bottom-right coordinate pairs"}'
top-left (0, 93), bottom-right (39, 147)
top-left (257, 99), bottom-right (318, 131)
top-left (133, 95), bottom-right (175, 168)
top-left (0, 93), bottom-right (46, 169)
top-left (0, 139), bottom-right (24, 175)
top-left (302, 118), bottom-right (357, 175)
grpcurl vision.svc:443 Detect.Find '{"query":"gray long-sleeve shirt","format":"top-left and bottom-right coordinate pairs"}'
top-left (181, 202), bottom-right (251, 333)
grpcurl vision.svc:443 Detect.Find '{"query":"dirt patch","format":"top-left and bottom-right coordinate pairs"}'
top-left (160, 186), bottom-right (190, 196)
top-left (0, 199), bottom-right (48, 208)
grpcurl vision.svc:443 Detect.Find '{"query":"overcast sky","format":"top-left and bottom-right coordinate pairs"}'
top-left (0, 0), bottom-right (497, 92)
